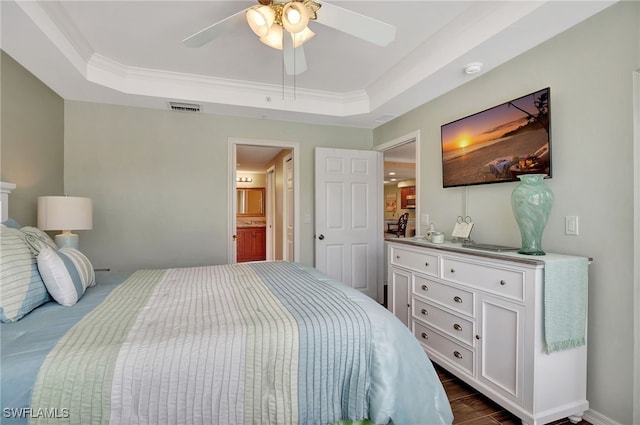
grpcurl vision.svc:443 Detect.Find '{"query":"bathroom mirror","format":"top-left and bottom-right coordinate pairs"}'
top-left (237, 188), bottom-right (265, 216)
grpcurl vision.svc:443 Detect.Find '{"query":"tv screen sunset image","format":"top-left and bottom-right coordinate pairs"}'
top-left (441, 88), bottom-right (551, 188)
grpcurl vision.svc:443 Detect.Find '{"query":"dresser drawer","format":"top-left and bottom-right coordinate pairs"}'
top-left (414, 322), bottom-right (474, 377)
top-left (414, 275), bottom-right (475, 317)
top-left (413, 298), bottom-right (475, 346)
top-left (442, 257), bottom-right (525, 301)
top-left (390, 245), bottom-right (439, 277)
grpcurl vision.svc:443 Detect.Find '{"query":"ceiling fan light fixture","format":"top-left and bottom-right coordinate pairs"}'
top-left (247, 5), bottom-right (276, 37)
top-left (282, 2), bottom-right (309, 34)
top-left (291, 26), bottom-right (315, 48)
top-left (260, 23), bottom-right (284, 50)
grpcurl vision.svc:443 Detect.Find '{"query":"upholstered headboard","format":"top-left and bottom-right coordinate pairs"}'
top-left (1, 181), bottom-right (16, 222)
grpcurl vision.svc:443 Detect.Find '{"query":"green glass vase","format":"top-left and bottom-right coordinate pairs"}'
top-left (511, 174), bottom-right (553, 255)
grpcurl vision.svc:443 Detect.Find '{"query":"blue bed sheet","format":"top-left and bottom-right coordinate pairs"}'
top-left (2, 265), bottom-right (453, 425)
top-left (0, 272), bottom-right (131, 425)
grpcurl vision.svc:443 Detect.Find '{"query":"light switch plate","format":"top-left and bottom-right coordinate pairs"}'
top-left (565, 216), bottom-right (579, 236)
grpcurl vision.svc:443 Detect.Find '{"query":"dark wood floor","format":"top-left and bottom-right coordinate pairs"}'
top-left (434, 364), bottom-right (591, 425)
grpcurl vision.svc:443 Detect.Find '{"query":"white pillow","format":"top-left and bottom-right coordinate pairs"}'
top-left (37, 246), bottom-right (95, 306)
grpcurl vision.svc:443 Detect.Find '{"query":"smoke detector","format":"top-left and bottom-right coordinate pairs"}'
top-left (464, 62), bottom-right (483, 75)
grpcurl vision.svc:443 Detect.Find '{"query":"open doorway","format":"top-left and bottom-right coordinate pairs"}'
top-left (383, 142), bottom-right (418, 238)
top-left (228, 138), bottom-right (300, 264)
top-left (375, 131), bottom-right (420, 305)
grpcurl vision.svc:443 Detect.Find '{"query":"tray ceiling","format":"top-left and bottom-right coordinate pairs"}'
top-left (1, 1), bottom-right (616, 128)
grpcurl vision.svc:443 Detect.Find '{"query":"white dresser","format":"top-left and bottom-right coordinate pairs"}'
top-left (386, 239), bottom-right (588, 425)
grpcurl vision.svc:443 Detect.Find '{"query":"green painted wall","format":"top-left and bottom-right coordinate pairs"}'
top-left (63, 101), bottom-right (372, 271)
top-left (0, 51), bottom-right (64, 225)
top-left (373, 3), bottom-right (639, 424)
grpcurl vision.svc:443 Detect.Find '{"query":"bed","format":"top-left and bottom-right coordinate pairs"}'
top-left (1, 195), bottom-right (453, 425)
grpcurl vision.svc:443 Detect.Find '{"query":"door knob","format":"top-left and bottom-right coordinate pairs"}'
top-left (318, 234), bottom-right (325, 240)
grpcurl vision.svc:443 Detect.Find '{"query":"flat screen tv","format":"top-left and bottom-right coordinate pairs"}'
top-left (441, 87), bottom-right (551, 188)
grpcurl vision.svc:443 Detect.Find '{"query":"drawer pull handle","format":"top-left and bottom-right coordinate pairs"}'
top-left (421, 308), bottom-right (428, 315)
top-left (453, 323), bottom-right (463, 331)
top-left (396, 255), bottom-right (400, 259)
top-left (424, 262), bottom-right (429, 267)
top-left (453, 351), bottom-right (463, 359)
top-left (450, 268), bottom-right (456, 273)
top-left (500, 280), bottom-right (507, 286)
top-left (421, 332), bottom-right (428, 340)
top-left (421, 284), bottom-right (428, 291)
top-left (475, 335), bottom-right (481, 340)
top-left (453, 296), bottom-right (463, 303)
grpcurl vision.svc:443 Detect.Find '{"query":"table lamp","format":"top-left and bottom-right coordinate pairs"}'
top-left (37, 196), bottom-right (93, 249)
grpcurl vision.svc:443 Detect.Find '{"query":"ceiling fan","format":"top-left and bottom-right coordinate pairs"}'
top-left (182, 0), bottom-right (397, 76)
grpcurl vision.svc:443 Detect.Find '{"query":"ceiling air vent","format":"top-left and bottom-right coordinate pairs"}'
top-left (168, 102), bottom-right (201, 112)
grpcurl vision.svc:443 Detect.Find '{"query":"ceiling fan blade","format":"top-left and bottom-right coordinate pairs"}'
top-left (283, 36), bottom-right (307, 75)
top-left (315, 1), bottom-right (396, 47)
top-left (183, 9), bottom-right (247, 48)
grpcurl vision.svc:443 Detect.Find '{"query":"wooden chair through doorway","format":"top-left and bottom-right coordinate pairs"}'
top-left (386, 213), bottom-right (409, 238)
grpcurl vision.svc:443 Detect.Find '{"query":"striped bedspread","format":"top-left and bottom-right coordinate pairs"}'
top-left (29, 262), bottom-right (452, 425)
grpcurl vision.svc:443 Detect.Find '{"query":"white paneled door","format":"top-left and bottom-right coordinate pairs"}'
top-left (315, 147), bottom-right (382, 300)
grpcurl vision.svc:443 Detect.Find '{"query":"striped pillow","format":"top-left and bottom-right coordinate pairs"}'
top-left (37, 246), bottom-right (95, 306)
top-left (61, 247), bottom-right (96, 288)
top-left (20, 226), bottom-right (58, 255)
top-left (0, 227), bottom-right (50, 323)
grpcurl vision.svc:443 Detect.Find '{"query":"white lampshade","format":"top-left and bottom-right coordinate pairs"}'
top-left (260, 24), bottom-right (284, 50)
top-left (246, 5), bottom-right (275, 37)
top-left (38, 196), bottom-right (92, 249)
top-left (38, 196), bottom-right (93, 231)
top-left (282, 2), bottom-right (309, 34)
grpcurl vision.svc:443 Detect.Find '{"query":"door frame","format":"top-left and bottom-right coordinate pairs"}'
top-left (282, 152), bottom-right (294, 261)
top-left (227, 137), bottom-right (300, 264)
top-left (265, 165), bottom-right (276, 261)
top-left (375, 130), bottom-right (421, 303)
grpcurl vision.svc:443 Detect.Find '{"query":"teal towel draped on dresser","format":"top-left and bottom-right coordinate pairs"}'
top-left (543, 255), bottom-right (589, 353)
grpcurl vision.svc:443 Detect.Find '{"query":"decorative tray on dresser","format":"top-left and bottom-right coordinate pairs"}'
top-left (386, 238), bottom-right (589, 425)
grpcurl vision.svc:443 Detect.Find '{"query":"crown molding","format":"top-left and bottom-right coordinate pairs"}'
top-left (86, 53), bottom-right (372, 116)
top-left (7, 0), bottom-right (618, 128)
top-left (16, 0), bottom-right (377, 117)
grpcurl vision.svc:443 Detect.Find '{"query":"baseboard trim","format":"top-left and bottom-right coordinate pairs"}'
top-left (584, 408), bottom-right (624, 425)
